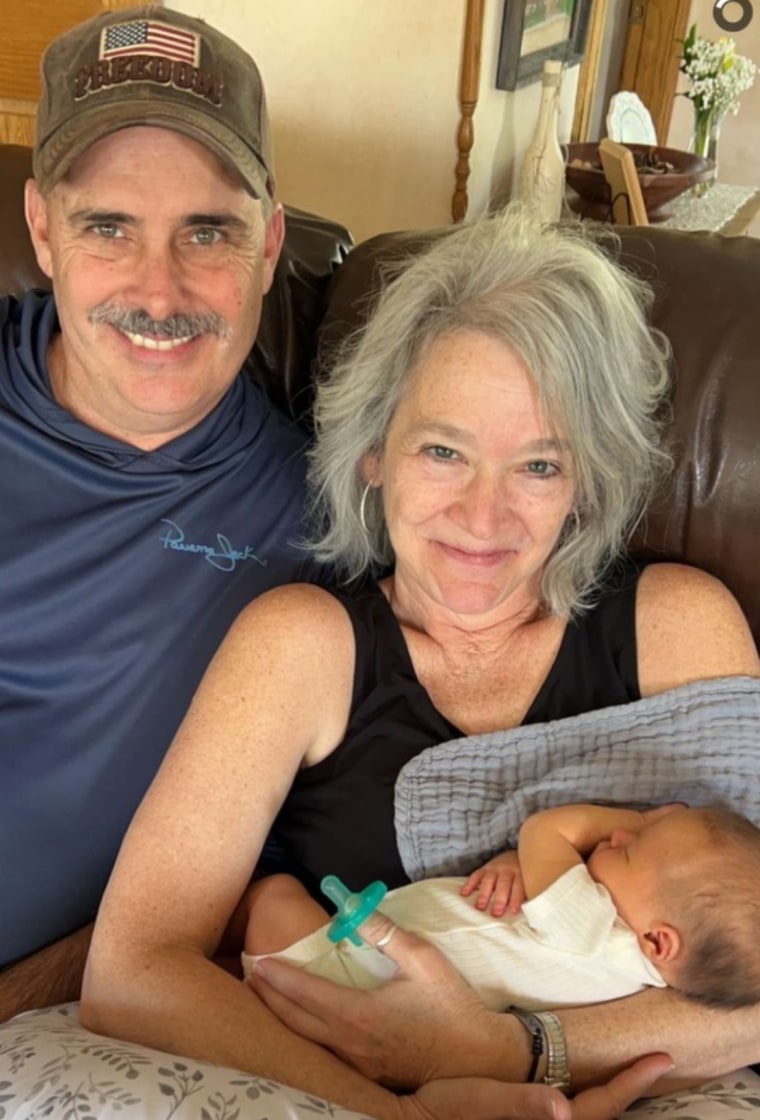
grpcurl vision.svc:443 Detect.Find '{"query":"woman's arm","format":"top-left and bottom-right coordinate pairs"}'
top-left (81, 584), bottom-right (411, 1118)
top-left (635, 563), bottom-right (760, 693)
top-left (559, 989), bottom-right (760, 1091)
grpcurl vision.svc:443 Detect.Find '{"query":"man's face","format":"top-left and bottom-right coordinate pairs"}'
top-left (25, 126), bottom-right (284, 449)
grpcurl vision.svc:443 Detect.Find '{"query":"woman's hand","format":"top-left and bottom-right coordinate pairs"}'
top-left (460, 850), bottom-right (525, 916)
top-left (249, 913), bottom-right (498, 1087)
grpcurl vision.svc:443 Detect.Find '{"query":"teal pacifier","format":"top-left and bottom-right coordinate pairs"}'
top-left (321, 874), bottom-right (388, 946)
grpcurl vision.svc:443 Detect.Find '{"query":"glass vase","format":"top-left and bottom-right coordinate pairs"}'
top-left (689, 105), bottom-right (720, 196)
top-left (707, 113), bottom-right (724, 177)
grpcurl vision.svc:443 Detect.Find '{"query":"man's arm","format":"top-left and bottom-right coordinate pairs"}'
top-left (0, 922), bottom-right (92, 1023)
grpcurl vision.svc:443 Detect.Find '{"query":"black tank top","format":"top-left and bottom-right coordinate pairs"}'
top-left (272, 564), bottom-right (642, 897)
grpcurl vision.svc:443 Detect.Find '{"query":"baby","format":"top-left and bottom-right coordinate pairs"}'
top-left (240, 803), bottom-right (760, 1011)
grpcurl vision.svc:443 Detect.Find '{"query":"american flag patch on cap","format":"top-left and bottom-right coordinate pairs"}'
top-left (100, 20), bottom-right (200, 66)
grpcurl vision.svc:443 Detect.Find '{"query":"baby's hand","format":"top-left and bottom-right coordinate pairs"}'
top-left (460, 850), bottom-right (524, 916)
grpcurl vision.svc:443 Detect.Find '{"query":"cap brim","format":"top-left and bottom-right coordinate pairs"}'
top-left (35, 100), bottom-right (270, 200)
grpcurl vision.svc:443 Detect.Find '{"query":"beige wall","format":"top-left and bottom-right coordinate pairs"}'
top-left (169, 0), bottom-right (580, 242)
top-left (667, 0), bottom-right (760, 189)
top-left (170, 0), bottom-right (463, 239)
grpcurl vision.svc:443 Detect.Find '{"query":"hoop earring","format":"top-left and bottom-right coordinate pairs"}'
top-left (567, 509), bottom-right (581, 540)
top-left (359, 482), bottom-right (372, 534)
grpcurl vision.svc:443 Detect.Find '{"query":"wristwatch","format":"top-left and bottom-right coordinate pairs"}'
top-left (507, 1006), bottom-right (571, 1093)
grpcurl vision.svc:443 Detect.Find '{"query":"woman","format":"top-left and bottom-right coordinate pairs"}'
top-left (81, 209), bottom-right (760, 1118)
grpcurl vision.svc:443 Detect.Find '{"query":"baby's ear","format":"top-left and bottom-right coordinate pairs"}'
top-left (642, 923), bottom-right (682, 964)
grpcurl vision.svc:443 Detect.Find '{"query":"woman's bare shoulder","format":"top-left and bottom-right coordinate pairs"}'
top-left (228, 582), bottom-right (353, 646)
top-left (636, 562), bottom-right (759, 696)
top-left (165, 582), bottom-right (357, 778)
top-left (195, 583), bottom-right (357, 720)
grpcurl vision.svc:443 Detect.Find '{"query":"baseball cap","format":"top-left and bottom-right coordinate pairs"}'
top-left (33, 4), bottom-right (275, 199)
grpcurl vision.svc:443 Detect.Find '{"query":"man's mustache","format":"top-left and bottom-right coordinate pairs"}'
top-left (88, 304), bottom-right (230, 340)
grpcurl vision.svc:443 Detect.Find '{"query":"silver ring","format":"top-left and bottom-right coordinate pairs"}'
top-left (374, 925), bottom-right (396, 952)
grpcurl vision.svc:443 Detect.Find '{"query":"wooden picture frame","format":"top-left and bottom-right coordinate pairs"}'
top-left (496, 0), bottom-right (592, 91)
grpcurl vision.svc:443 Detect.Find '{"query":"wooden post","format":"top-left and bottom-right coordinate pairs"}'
top-left (572, 0), bottom-right (610, 143)
top-left (452, 0), bottom-right (485, 223)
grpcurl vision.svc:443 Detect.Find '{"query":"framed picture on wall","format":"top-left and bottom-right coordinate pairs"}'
top-left (496, 0), bottom-right (592, 90)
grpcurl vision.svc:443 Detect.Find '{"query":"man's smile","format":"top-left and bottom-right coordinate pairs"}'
top-left (122, 330), bottom-right (196, 351)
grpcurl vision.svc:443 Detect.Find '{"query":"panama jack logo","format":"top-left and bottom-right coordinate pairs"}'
top-left (713, 0), bottom-right (754, 32)
top-left (159, 520), bottom-right (266, 572)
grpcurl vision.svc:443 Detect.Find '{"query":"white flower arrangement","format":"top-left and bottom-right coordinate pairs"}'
top-left (679, 23), bottom-right (756, 117)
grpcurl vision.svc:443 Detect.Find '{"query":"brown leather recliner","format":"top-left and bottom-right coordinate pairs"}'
top-left (3, 142), bottom-right (759, 647)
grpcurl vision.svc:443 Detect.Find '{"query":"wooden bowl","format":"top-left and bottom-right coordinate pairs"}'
top-left (564, 142), bottom-right (715, 222)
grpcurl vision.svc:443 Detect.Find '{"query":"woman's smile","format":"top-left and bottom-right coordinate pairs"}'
top-left (434, 541), bottom-right (515, 567)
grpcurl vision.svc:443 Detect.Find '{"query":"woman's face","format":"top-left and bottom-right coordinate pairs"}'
top-left (368, 330), bottom-right (576, 622)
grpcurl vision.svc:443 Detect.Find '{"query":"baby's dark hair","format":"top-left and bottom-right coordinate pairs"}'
top-left (668, 807), bottom-right (760, 1009)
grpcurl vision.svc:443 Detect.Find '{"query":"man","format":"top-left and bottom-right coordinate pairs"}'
top-left (0, 5), bottom-right (314, 1020)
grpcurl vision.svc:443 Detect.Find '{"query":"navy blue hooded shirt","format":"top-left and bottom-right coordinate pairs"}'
top-left (0, 292), bottom-right (313, 966)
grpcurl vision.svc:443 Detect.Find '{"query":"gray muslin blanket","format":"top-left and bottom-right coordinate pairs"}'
top-left (394, 675), bottom-right (760, 882)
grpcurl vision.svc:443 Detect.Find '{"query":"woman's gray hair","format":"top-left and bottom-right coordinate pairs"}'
top-left (308, 205), bottom-right (672, 616)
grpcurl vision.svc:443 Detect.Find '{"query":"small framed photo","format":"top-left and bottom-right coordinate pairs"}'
top-left (496, 0), bottom-right (592, 90)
